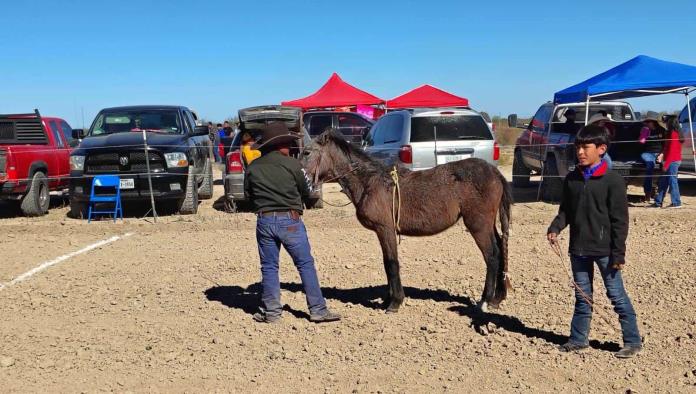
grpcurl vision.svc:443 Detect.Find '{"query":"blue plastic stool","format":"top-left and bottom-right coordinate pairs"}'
top-left (87, 175), bottom-right (123, 222)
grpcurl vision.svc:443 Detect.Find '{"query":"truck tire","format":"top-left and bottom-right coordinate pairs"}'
top-left (512, 150), bottom-right (531, 187)
top-left (198, 158), bottom-right (214, 200)
top-left (541, 156), bottom-right (563, 203)
top-left (69, 198), bottom-right (88, 219)
top-left (20, 171), bottom-right (50, 216)
top-left (178, 166), bottom-right (199, 215)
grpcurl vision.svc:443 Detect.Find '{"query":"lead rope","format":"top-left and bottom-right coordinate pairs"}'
top-left (390, 166), bottom-right (402, 244)
top-left (549, 240), bottom-right (616, 331)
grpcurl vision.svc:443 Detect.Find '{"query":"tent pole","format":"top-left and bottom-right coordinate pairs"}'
top-left (686, 91), bottom-right (696, 174)
top-left (584, 96), bottom-right (590, 125)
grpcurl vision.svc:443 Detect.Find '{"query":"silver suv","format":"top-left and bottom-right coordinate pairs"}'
top-left (363, 108), bottom-right (498, 170)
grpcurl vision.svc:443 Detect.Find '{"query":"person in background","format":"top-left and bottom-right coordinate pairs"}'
top-left (547, 125), bottom-right (641, 359)
top-left (241, 131), bottom-right (261, 164)
top-left (223, 121), bottom-right (234, 137)
top-left (562, 108), bottom-right (580, 134)
top-left (638, 117), bottom-right (666, 203)
top-left (588, 113), bottom-right (615, 169)
top-left (245, 122), bottom-right (341, 324)
top-left (207, 121), bottom-right (215, 142)
top-left (213, 123), bottom-right (223, 163)
top-left (652, 116), bottom-right (683, 208)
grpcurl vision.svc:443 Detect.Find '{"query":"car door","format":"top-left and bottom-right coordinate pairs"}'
top-left (46, 119), bottom-right (68, 187)
top-left (679, 98), bottom-right (696, 171)
top-left (183, 109), bottom-right (207, 175)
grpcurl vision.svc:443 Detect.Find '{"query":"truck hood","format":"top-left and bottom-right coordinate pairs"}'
top-left (72, 132), bottom-right (188, 155)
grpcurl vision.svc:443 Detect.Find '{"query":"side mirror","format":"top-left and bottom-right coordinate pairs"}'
top-left (193, 125), bottom-right (209, 136)
top-left (507, 114), bottom-right (518, 128)
top-left (72, 129), bottom-right (86, 139)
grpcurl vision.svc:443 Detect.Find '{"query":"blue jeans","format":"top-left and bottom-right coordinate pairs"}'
top-left (641, 152), bottom-right (658, 196)
top-left (213, 145), bottom-right (221, 163)
top-left (654, 161), bottom-right (681, 207)
top-left (256, 214), bottom-right (327, 317)
top-left (568, 255), bottom-right (641, 347)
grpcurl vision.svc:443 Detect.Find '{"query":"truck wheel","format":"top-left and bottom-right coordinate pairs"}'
top-left (69, 198), bottom-right (88, 219)
top-left (178, 166), bottom-right (199, 215)
top-left (20, 171), bottom-right (50, 216)
top-left (512, 150), bottom-right (531, 187)
top-left (541, 157), bottom-right (563, 203)
top-left (198, 158), bottom-right (214, 200)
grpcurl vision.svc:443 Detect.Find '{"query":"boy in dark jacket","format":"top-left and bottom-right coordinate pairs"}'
top-left (547, 125), bottom-right (641, 358)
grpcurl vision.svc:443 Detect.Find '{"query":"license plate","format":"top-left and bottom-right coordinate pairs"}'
top-left (119, 178), bottom-right (135, 189)
top-left (437, 154), bottom-right (471, 165)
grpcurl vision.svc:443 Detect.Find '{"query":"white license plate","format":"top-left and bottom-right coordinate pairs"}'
top-left (437, 154), bottom-right (471, 165)
top-left (119, 178), bottom-right (135, 189)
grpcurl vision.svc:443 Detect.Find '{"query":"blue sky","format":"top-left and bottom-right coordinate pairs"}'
top-left (1, 0), bottom-right (695, 127)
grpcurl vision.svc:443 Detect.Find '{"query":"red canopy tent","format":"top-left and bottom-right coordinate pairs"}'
top-left (282, 73), bottom-right (384, 109)
top-left (386, 84), bottom-right (469, 108)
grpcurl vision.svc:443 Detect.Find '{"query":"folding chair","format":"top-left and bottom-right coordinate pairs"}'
top-left (87, 175), bottom-right (123, 222)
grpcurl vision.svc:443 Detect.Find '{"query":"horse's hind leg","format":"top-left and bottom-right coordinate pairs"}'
top-left (376, 228), bottom-right (404, 313)
top-left (463, 216), bottom-right (499, 312)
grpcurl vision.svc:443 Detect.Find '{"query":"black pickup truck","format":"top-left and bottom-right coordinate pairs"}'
top-left (69, 105), bottom-right (213, 216)
top-left (509, 101), bottom-right (647, 201)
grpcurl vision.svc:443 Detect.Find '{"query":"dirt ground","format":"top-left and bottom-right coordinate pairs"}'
top-left (1, 164), bottom-right (695, 393)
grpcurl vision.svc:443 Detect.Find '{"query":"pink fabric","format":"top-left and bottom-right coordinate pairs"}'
top-left (638, 126), bottom-right (650, 143)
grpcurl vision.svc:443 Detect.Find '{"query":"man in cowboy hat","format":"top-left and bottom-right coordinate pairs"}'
top-left (562, 107), bottom-right (580, 134)
top-left (244, 122), bottom-right (341, 323)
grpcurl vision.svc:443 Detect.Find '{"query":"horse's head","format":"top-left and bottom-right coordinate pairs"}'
top-left (302, 129), bottom-right (353, 185)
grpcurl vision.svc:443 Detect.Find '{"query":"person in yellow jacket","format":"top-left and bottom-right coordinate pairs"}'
top-left (241, 132), bottom-right (261, 164)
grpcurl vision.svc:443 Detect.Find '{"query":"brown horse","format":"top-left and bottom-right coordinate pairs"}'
top-left (303, 130), bottom-right (512, 313)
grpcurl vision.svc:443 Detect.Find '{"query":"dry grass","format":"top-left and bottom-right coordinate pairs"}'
top-left (495, 124), bottom-right (523, 166)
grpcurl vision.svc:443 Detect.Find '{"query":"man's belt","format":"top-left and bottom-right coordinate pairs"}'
top-left (258, 210), bottom-right (301, 220)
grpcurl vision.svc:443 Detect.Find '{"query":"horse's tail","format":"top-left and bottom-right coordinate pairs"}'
top-left (494, 172), bottom-right (513, 303)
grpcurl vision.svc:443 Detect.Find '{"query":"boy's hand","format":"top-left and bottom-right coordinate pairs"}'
top-left (547, 232), bottom-right (558, 245)
top-left (611, 262), bottom-right (624, 270)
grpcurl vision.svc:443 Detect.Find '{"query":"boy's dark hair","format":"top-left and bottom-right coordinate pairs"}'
top-left (575, 124), bottom-right (610, 147)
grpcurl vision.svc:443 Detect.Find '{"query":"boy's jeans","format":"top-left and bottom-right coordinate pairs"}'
top-left (640, 152), bottom-right (658, 196)
top-left (568, 255), bottom-right (641, 347)
top-left (256, 214), bottom-right (328, 318)
top-left (654, 161), bottom-right (681, 207)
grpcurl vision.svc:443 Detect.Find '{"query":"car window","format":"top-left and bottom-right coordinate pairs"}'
top-left (553, 105), bottom-right (634, 122)
top-left (338, 114), bottom-right (370, 136)
top-left (366, 118), bottom-right (386, 146)
top-left (59, 121), bottom-right (74, 146)
top-left (90, 110), bottom-right (182, 135)
top-left (679, 98), bottom-right (696, 123)
top-left (308, 115), bottom-right (333, 137)
top-left (531, 105), bottom-right (552, 132)
top-left (48, 120), bottom-right (65, 148)
top-left (383, 115), bottom-right (403, 144)
top-left (410, 115), bottom-right (493, 142)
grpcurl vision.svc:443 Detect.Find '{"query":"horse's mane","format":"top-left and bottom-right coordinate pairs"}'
top-left (317, 130), bottom-right (395, 181)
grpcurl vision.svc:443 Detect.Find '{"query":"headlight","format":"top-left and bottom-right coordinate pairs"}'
top-left (70, 155), bottom-right (85, 171)
top-left (164, 152), bottom-right (189, 168)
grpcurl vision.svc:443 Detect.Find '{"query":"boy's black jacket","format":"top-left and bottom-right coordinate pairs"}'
top-left (547, 162), bottom-right (629, 263)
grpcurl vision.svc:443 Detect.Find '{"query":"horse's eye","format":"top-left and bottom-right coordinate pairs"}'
top-left (303, 150), bottom-right (310, 156)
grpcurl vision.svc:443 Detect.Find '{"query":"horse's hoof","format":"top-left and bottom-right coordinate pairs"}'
top-left (478, 301), bottom-right (489, 313)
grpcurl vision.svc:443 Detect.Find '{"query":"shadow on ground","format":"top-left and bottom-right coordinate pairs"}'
top-left (204, 282), bottom-right (619, 351)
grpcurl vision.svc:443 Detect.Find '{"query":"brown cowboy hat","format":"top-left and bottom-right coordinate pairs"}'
top-left (588, 113), bottom-right (612, 125)
top-left (252, 122), bottom-right (301, 150)
top-left (642, 116), bottom-right (661, 124)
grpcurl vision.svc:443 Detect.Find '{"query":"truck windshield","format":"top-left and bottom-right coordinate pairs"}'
top-left (553, 105), bottom-right (634, 122)
top-left (410, 115), bottom-right (493, 142)
top-left (90, 110), bottom-right (182, 135)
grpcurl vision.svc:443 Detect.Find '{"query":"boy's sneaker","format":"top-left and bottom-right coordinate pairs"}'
top-left (309, 309), bottom-right (341, 323)
top-left (615, 345), bottom-right (642, 358)
top-left (648, 203), bottom-right (662, 208)
top-left (664, 204), bottom-right (682, 209)
top-left (558, 341), bottom-right (589, 352)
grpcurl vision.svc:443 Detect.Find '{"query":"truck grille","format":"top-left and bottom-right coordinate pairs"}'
top-left (85, 150), bottom-right (166, 174)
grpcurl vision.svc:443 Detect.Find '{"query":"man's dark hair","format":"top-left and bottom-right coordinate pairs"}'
top-left (224, 121), bottom-right (230, 125)
top-left (207, 121), bottom-right (213, 126)
top-left (216, 123), bottom-right (222, 127)
top-left (575, 124), bottom-right (610, 147)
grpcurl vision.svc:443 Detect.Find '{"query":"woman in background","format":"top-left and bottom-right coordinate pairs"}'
top-left (652, 116), bottom-right (683, 209)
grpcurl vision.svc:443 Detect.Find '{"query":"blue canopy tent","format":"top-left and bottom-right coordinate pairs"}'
top-left (554, 55), bottom-right (696, 172)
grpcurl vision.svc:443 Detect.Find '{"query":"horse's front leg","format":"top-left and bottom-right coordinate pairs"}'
top-left (376, 229), bottom-right (404, 313)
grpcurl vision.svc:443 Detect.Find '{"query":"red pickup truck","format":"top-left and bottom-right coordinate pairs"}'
top-left (0, 111), bottom-right (75, 216)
